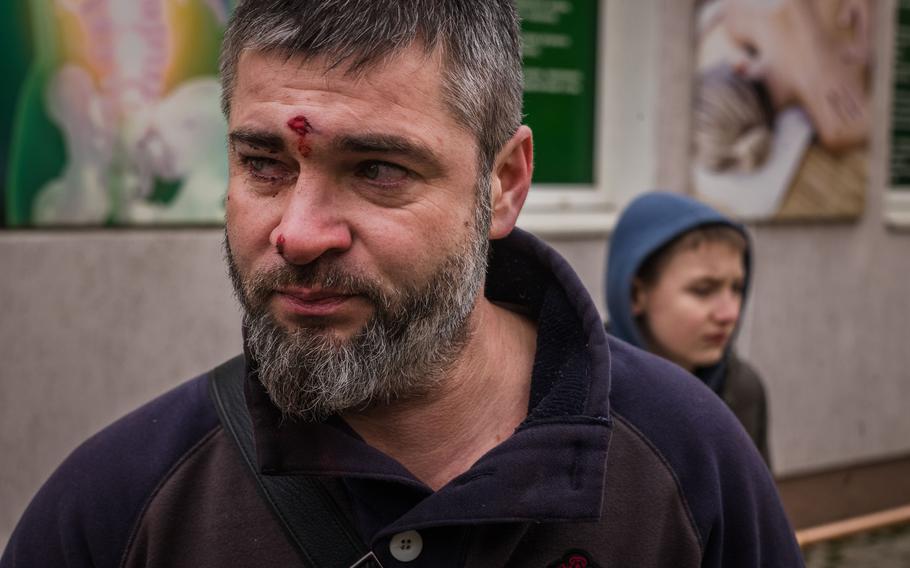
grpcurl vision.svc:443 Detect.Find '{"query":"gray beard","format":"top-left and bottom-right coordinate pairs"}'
top-left (225, 183), bottom-right (492, 421)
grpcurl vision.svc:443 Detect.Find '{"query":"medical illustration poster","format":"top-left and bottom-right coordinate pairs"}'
top-left (1, 0), bottom-right (235, 228)
top-left (690, 0), bottom-right (875, 221)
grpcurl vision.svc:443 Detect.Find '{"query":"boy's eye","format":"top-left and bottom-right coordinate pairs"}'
top-left (688, 281), bottom-right (718, 297)
top-left (356, 161), bottom-right (409, 184)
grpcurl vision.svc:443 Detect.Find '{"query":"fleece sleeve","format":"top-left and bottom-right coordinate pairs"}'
top-left (1, 375), bottom-right (218, 568)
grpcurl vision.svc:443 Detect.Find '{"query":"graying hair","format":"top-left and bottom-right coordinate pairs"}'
top-left (220, 0), bottom-right (524, 173)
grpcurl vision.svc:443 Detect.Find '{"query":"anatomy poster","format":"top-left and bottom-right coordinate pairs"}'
top-left (690, 0), bottom-right (875, 221)
top-left (1, 0), bottom-right (235, 227)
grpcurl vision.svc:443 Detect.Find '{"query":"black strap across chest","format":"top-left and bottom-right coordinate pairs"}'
top-left (208, 355), bottom-right (383, 568)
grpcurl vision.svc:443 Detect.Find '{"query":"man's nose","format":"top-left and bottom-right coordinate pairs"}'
top-left (270, 180), bottom-right (353, 266)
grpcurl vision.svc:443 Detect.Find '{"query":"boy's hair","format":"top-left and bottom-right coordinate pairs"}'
top-left (636, 224), bottom-right (747, 287)
top-left (219, 0), bottom-right (524, 174)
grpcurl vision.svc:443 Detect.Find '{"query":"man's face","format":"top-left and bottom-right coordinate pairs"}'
top-left (224, 46), bottom-right (490, 419)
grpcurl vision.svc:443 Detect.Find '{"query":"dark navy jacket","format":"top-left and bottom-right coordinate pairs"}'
top-left (2, 228), bottom-right (803, 567)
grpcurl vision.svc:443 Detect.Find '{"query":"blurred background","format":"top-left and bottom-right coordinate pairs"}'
top-left (1, 0), bottom-right (908, 561)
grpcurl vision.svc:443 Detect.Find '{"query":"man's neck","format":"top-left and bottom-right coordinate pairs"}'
top-left (342, 298), bottom-right (537, 491)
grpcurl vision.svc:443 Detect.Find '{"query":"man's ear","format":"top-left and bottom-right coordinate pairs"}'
top-left (488, 125), bottom-right (533, 239)
top-left (631, 278), bottom-right (649, 316)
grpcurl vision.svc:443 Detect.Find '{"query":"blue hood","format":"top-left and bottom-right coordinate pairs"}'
top-left (604, 192), bottom-right (752, 391)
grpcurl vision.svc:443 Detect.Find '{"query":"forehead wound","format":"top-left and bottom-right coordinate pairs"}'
top-left (287, 115), bottom-right (314, 157)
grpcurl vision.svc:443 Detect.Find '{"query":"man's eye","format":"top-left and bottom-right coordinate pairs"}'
top-left (355, 161), bottom-right (409, 184)
top-left (239, 156), bottom-right (292, 182)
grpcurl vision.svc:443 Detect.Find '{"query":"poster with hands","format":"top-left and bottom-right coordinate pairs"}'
top-left (690, 0), bottom-right (875, 221)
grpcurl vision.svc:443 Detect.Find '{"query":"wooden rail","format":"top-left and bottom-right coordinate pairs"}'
top-left (796, 504), bottom-right (910, 547)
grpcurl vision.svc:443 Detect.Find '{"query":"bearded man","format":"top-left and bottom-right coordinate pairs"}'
top-left (2, 1), bottom-right (804, 567)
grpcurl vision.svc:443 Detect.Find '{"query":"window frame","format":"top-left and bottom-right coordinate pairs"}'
top-left (516, 0), bottom-right (660, 237)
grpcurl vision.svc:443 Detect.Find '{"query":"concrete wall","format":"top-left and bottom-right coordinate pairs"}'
top-left (0, 231), bottom-right (243, 547)
top-left (2, 0), bottom-right (909, 550)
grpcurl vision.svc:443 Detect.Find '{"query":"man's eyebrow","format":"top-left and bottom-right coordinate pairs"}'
top-left (332, 133), bottom-right (446, 172)
top-left (228, 129), bottom-right (286, 153)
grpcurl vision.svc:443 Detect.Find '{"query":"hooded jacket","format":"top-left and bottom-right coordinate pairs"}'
top-left (605, 191), bottom-right (769, 462)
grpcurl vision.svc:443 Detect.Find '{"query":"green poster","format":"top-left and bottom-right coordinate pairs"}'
top-left (0, 3), bottom-right (31, 227)
top-left (892, 0), bottom-right (910, 189)
top-left (518, 0), bottom-right (599, 185)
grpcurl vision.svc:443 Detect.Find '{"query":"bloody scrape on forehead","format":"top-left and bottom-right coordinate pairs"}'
top-left (287, 115), bottom-right (314, 157)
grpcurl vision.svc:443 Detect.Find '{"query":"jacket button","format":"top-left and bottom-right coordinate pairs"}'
top-left (389, 530), bottom-right (423, 562)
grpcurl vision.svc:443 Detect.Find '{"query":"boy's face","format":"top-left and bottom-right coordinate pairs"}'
top-left (632, 241), bottom-right (745, 372)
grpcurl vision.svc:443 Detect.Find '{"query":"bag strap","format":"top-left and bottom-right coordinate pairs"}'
top-left (209, 355), bottom-right (382, 568)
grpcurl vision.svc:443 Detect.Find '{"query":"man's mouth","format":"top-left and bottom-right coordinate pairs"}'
top-left (273, 286), bottom-right (359, 317)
